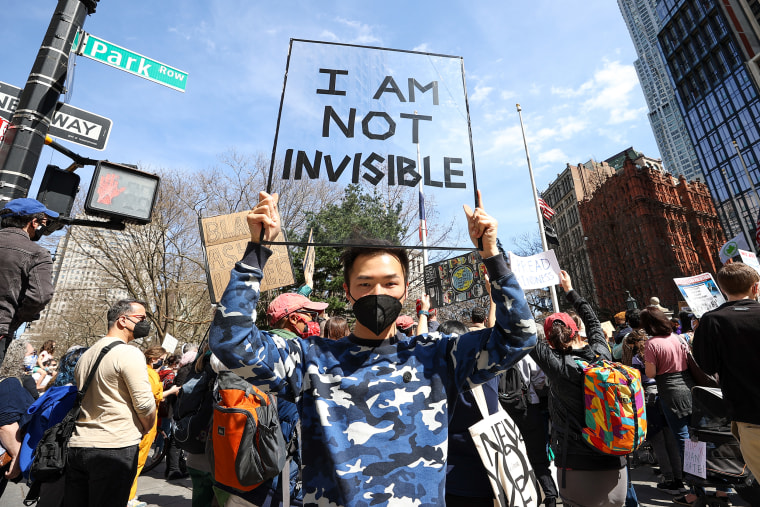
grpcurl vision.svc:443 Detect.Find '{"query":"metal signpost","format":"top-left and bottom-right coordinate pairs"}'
top-left (73, 30), bottom-right (188, 92)
top-left (0, 81), bottom-right (112, 151)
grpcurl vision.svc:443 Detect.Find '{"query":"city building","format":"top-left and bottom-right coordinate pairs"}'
top-left (579, 157), bottom-right (725, 312)
top-left (618, 0), bottom-right (704, 181)
top-left (24, 225), bottom-right (129, 346)
top-left (655, 0), bottom-right (760, 251)
top-left (541, 159), bottom-right (618, 308)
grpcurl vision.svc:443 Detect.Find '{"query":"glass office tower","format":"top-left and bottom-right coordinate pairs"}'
top-left (656, 0), bottom-right (760, 247)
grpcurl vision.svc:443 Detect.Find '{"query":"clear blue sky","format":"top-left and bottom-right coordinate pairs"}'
top-left (5, 1), bottom-right (659, 250)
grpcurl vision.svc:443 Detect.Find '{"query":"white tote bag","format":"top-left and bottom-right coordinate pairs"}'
top-left (468, 385), bottom-right (542, 507)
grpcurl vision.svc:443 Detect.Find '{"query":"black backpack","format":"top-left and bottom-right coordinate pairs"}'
top-left (173, 360), bottom-right (217, 454)
top-left (497, 364), bottom-right (529, 420)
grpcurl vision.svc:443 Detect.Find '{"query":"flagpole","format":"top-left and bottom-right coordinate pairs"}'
top-left (416, 114), bottom-right (429, 267)
top-left (517, 104), bottom-right (559, 313)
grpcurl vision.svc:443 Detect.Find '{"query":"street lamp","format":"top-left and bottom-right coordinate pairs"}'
top-left (625, 291), bottom-right (638, 311)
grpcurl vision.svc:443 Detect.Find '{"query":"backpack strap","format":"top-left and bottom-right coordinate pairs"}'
top-left (75, 341), bottom-right (125, 407)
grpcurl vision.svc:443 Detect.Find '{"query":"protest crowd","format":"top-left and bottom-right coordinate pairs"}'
top-left (1, 185), bottom-right (760, 507)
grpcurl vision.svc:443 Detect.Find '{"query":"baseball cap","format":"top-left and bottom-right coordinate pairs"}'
top-left (543, 312), bottom-right (578, 339)
top-left (267, 293), bottom-right (328, 325)
top-left (2, 198), bottom-right (59, 218)
top-left (395, 315), bottom-right (415, 330)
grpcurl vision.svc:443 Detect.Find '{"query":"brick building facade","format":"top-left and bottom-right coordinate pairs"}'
top-left (579, 158), bottom-right (725, 313)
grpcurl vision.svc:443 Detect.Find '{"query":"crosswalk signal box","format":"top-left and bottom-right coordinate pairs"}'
top-left (84, 161), bottom-right (160, 224)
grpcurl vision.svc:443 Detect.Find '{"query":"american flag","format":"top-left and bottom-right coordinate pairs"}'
top-left (538, 197), bottom-right (556, 221)
top-left (419, 188), bottom-right (427, 241)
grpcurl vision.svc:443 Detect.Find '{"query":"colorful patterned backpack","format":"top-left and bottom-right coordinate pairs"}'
top-left (573, 358), bottom-right (647, 455)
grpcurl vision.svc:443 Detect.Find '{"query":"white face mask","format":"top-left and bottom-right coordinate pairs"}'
top-left (24, 354), bottom-right (37, 369)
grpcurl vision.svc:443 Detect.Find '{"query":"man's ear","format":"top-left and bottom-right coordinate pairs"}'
top-left (343, 282), bottom-right (350, 302)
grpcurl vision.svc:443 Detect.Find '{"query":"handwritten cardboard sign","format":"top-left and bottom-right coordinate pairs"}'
top-left (199, 211), bottom-right (295, 304)
top-left (739, 249), bottom-right (760, 275)
top-left (684, 439), bottom-right (707, 479)
top-left (508, 250), bottom-right (561, 291)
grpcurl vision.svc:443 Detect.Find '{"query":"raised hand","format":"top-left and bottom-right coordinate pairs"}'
top-left (248, 191), bottom-right (281, 243)
top-left (463, 190), bottom-right (498, 258)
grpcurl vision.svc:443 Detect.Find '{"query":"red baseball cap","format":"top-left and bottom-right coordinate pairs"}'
top-left (543, 313), bottom-right (578, 339)
top-left (395, 315), bottom-right (415, 330)
top-left (267, 293), bottom-right (328, 325)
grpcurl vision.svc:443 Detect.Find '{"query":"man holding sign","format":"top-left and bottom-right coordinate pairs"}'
top-left (209, 190), bottom-right (536, 506)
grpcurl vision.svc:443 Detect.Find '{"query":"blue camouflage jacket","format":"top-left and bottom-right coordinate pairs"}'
top-left (210, 243), bottom-right (537, 507)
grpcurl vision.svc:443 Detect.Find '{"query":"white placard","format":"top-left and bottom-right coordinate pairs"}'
top-left (673, 273), bottom-right (726, 318)
top-left (161, 333), bottom-right (179, 355)
top-left (739, 249), bottom-right (760, 276)
top-left (684, 439), bottom-right (707, 479)
top-left (508, 250), bottom-right (561, 290)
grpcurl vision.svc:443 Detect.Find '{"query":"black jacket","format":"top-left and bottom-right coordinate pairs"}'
top-left (531, 290), bottom-right (625, 470)
top-left (0, 228), bottom-right (54, 335)
top-left (693, 299), bottom-right (760, 425)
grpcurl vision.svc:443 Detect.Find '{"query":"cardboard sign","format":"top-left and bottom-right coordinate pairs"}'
top-left (673, 273), bottom-right (726, 318)
top-left (684, 439), bottom-right (707, 479)
top-left (600, 321), bottom-right (615, 340)
top-left (269, 39), bottom-right (477, 250)
top-left (424, 252), bottom-right (486, 307)
top-left (303, 228), bottom-right (315, 283)
top-left (508, 250), bottom-right (561, 290)
top-left (161, 333), bottom-right (178, 355)
top-left (199, 211), bottom-right (295, 304)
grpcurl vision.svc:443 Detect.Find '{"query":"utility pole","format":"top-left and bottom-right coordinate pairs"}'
top-left (0, 0), bottom-right (98, 204)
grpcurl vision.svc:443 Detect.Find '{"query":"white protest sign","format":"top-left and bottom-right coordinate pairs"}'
top-left (719, 234), bottom-right (749, 263)
top-left (270, 39), bottom-right (477, 250)
top-left (508, 250), bottom-right (561, 290)
top-left (739, 249), bottom-right (760, 275)
top-left (673, 273), bottom-right (726, 318)
top-left (684, 439), bottom-right (707, 479)
top-left (161, 333), bottom-right (179, 355)
top-left (469, 402), bottom-right (541, 506)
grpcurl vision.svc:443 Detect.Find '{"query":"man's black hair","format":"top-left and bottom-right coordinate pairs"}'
top-left (107, 299), bottom-right (148, 329)
top-left (0, 210), bottom-right (45, 229)
top-left (625, 308), bottom-right (641, 329)
top-left (439, 320), bottom-right (469, 336)
top-left (340, 238), bottom-right (410, 288)
top-left (471, 306), bottom-right (487, 323)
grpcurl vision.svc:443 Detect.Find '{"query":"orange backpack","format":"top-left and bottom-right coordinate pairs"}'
top-left (206, 371), bottom-right (286, 492)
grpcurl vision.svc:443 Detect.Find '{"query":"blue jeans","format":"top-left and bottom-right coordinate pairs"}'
top-left (660, 402), bottom-right (690, 461)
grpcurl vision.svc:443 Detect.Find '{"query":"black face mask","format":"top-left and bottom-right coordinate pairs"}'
top-left (132, 319), bottom-right (151, 338)
top-left (152, 358), bottom-right (164, 369)
top-left (351, 294), bottom-right (403, 336)
top-left (31, 225), bottom-right (45, 242)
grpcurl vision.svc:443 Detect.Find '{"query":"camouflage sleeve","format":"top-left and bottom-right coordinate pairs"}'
top-left (209, 242), bottom-right (304, 399)
top-left (456, 254), bottom-right (537, 389)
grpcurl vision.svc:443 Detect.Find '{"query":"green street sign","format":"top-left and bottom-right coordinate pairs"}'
top-left (73, 30), bottom-right (188, 92)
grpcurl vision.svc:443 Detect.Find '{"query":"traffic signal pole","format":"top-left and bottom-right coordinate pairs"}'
top-left (0, 0), bottom-right (98, 205)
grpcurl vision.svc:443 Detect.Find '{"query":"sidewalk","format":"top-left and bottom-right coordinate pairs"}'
top-left (1, 461), bottom-right (752, 506)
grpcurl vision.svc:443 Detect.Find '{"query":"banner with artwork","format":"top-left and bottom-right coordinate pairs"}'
top-left (424, 252), bottom-right (486, 307)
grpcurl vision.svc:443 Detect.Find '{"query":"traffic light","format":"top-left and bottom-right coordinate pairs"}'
top-left (36, 165), bottom-right (80, 218)
top-left (84, 161), bottom-right (160, 224)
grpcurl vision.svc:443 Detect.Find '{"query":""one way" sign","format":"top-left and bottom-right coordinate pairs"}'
top-left (0, 81), bottom-right (112, 151)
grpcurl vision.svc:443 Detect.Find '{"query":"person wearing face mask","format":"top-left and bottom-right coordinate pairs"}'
top-left (64, 300), bottom-right (156, 507)
top-left (0, 198), bottom-right (57, 368)
top-left (209, 190), bottom-right (537, 506)
top-left (126, 346), bottom-right (181, 506)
